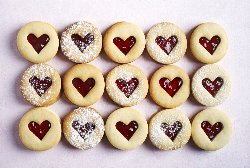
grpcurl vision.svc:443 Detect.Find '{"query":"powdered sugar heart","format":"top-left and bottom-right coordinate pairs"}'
top-left (199, 36), bottom-right (221, 54)
top-left (155, 36), bottom-right (178, 55)
top-left (115, 78), bottom-right (139, 98)
top-left (201, 121), bottom-right (223, 141)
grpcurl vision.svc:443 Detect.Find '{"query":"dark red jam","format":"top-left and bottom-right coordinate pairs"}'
top-left (116, 121), bottom-right (138, 140)
top-left (115, 78), bottom-right (139, 98)
top-left (159, 77), bottom-right (183, 97)
top-left (72, 78), bottom-right (95, 97)
top-left (29, 76), bottom-right (52, 97)
top-left (28, 120), bottom-right (51, 140)
top-left (155, 35), bottom-right (178, 55)
top-left (27, 34), bottom-right (50, 53)
top-left (113, 36), bottom-right (136, 55)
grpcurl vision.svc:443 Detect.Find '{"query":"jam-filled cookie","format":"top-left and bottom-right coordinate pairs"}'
top-left (63, 107), bottom-right (105, 150)
top-left (190, 22), bottom-right (228, 64)
top-left (106, 64), bottom-right (148, 106)
top-left (63, 64), bottom-right (105, 106)
top-left (19, 107), bottom-right (61, 151)
top-left (17, 21), bottom-right (59, 63)
top-left (150, 65), bottom-right (190, 108)
top-left (20, 63), bottom-right (61, 106)
top-left (149, 109), bottom-right (191, 150)
top-left (61, 21), bottom-right (102, 63)
top-left (103, 22), bottom-right (145, 63)
top-left (192, 64), bottom-right (231, 106)
top-left (146, 22), bottom-right (187, 64)
top-left (105, 107), bottom-right (148, 150)
top-left (192, 108), bottom-right (232, 151)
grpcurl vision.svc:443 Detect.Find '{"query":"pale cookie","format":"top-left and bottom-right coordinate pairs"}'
top-left (20, 63), bottom-right (61, 106)
top-left (146, 22), bottom-right (187, 64)
top-left (106, 64), bottom-right (148, 106)
top-left (17, 21), bottom-right (59, 63)
top-left (192, 64), bottom-right (231, 106)
top-left (192, 108), bottom-right (232, 151)
top-left (190, 22), bottom-right (228, 64)
top-left (63, 64), bottom-right (105, 106)
top-left (63, 107), bottom-right (105, 150)
top-left (61, 21), bottom-right (102, 63)
top-left (103, 22), bottom-right (145, 63)
top-left (105, 107), bottom-right (148, 150)
top-left (150, 65), bottom-right (190, 108)
top-left (149, 109), bottom-right (191, 150)
top-left (19, 107), bottom-right (61, 151)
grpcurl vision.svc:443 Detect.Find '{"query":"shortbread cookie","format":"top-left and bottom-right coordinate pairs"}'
top-left (192, 64), bottom-right (231, 106)
top-left (19, 107), bottom-right (61, 151)
top-left (190, 22), bottom-right (228, 64)
top-left (20, 64), bottom-right (61, 106)
top-left (106, 64), bottom-right (148, 106)
top-left (105, 107), bottom-right (148, 150)
top-left (149, 109), bottom-right (191, 150)
top-left (150, 65), bottom-right (190, 108)
top-left (103, 22), bottom-right (145, 63)
top-left (192, 108), bottom-right (232, 151)
top-left (17, 21), bottom-right (59, 63)
top-left (146, 22), bottom-right (187, 64)
top-left (63, 64), bottom-right (105, 106)
top-left (63, 107), bottom-right (104, 149)
top-left (61, 21), bottom-right (102, 63)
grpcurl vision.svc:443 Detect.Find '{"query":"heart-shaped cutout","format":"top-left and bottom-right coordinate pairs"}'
top-left (201, 121), bottom-right (223, 141)
top-left (202, 77), bottom-right (223, 97)
top-left (159, 77), bottom-right (183, 97)
top-left (72, 121), bottom-right (95, 140)
top-left (27, 34), bottom-right (50, 53)
top-left (155, 35), bottom-right (178, 55)
top-left (28, 120), bottom-right (51, 140)
top-left (29, 76), bottom-right (52, 97)
top-left (115, 78), bottom-right (139, 98)
top-left (199, 36), bottom-right (221, 55)
top-left (116, 121), bottom-right (138, 140)
top-left (72, 78), bottom-right (95, 97)
top-left (71, 33), bottom-right (94, 53)
top-left (113, 36), bottom-right (136, 55)
top-left (160, 121), bottom-right (182, 141)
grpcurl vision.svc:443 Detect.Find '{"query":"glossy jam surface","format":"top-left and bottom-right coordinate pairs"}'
top-left (202, 77), bottom-right (224, 97)
top-left (71, 33), bottom-right (94, 53)
top-left (113, 36), bottom-right (136, 55)
top-left (201, 121), bottom-right (223, 141)
top-left (115, 78), bottom-right (139, 98)
top-left (116, 121), bottom-right (138, 140)
top-left (29, 76), bottom-right (52, 97)
top-left (72, 121), bottom-right (95, 140)
top-left (199, 36), bottom-right (221, 55)
top-left (27, 34), bottom-right (50, 53)
top-left (28, 120), bottom-right (51, 140)
top-left (155, 36), bottom-right (178, 55)
top-left (72, 78), bottom-right (95, 97)
top-left (159, 77), bottom-right (183, 97)
top-left (160, 121), bottom-right (182, 141)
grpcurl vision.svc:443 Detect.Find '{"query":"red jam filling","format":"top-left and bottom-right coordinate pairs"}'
top-left (71, 33), bottom-right (94, 53)
top-left (72, 78), bottom-right (95, 97)
top-left (27, 34), bottom-right (50, 53)
top-left (159, 77), bottom-right (183, 97)
top-left (155, 35), bottom-right (178, 55)
top-left (28, 120), bottom-right (51, 140)
top-left (202, 77), bottom-right (224, 97)
top-left (72, 121), bottom-right (95, 140)
top-left (160, 121), bottom-right (182, 141)
top-left (116, 121), bottom-right (138, 140)
top-left (113, 36), bottom-right (136, 55)
top-left (115, 78), bottom-right (139, 98)
top-left (201, 121), bottom-right (223, 141)
top-left (199, 36), bottom-right (221, 55)
top-left (29, 76), bottom-right (52, 97)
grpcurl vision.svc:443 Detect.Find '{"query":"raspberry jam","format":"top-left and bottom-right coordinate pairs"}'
top-left (71, 33), bottom-right (94, 53)
top-left (199, 36), bottom-right (221, 54)
top-left (201, 121), bottom-right (223, 141)
top-left (155, 35), bottom-right (178, 55)
top-left (29, 76), bottom-right (52, 97)
top-left (115, 78), bottom-right (139, 98)
top-left (27, 34), bottom-right (50, 53)
top-left (72, 121), bottom-right (95, 140)
top-left (160, 121), bottom-right (182, 141)
top-left (72, 78), bottom-right (95, 97)
top-left (202, 77), bottom-right (224, 97)
top-left (113, 36), bottom-right (136, 55)
top-left (28, 120), bottom-right (51, 140)
top-left (116, 121), bottom-right (138, 140)
top-left (159, 77), bottom-right (183, 97)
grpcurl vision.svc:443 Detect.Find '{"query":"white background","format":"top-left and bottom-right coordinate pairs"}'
top-left (0, 0), bottom-right (250, 167)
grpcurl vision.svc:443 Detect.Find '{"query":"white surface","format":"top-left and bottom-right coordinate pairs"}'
top-left (0, 0), bottom-right (250, 167)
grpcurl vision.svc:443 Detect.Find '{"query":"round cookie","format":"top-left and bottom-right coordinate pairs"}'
top-left (17, 21), bottom-right (59, 63)
top-left (190, 22), bottom-right (228, 64)
top-left (150, 65), bottom-right (190, 108)
top-left (63, 107), bottom-right (105, 150)
top-left (105, 107), bottom-right (148, 150)
top-left (63, 64), bottom-right (105, 106)
top-left (149, 109), bottom-right (191, 150)
top-left (192, 108), bottom-right (232, 151)
top-left (103, 22), bottom-right (145, 63)
top-left (19, 107), bottom-right (61, 151)
top-left (20, 63), bottom-right (61, 106)
top-left (192, 64), bottom-right (231, 106)
top-left (106, 64), bottom-right (148, 106)
top-left (146, 22), bottom-right (187, 64)
top-left (61, 21), bottom-right (102, 63)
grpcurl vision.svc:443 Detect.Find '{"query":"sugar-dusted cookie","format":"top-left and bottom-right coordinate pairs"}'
top-left (63, 107), bottom-right (105, 150)
top-left (150, 65), bottom-right (190, 108)
top-left (190, 22), bottom-right (228, 64)
top-left (192, 108), bottom-right (232, 151)
top-left (105, 107), bottom-right (148, 150)
top-left (103, 22), bottom-right (145, 63)
top-left (149, 109), bottom-right (191, 150)
top-left (106, 64), bottom-right (148, 106)
top-left (146, 22), bottom-right (187, 64)
top-left (63, 64), bottom-right (105, 106)
top-left (20, 63), bottom-right (61, 106)
top-left (17, 21), bottom-right (59, 63)
top-left (19, 107), bottom-right (61, 151)
top-left (61, 21), bottom-right (102, 63)
top-left (192, 64), bottom-right (231, 106)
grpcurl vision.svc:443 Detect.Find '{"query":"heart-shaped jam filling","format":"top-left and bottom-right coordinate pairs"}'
top-left (159, 77), bottom-right (183, 97)
top-left (155, 35), bottom-right (178, 55)
top-left (199, 36), bottom-right (221, 55)
top-left (29, 76), bottom-right (52, 97)
top-left (72, 78), bottom-right (95, 97)
top-left (116, 121), bottom-right (138, 140)
top-left (28, 120), bottom-right (51, 140)
top-left (71, 33), bottom-right (94, 53)
top-left (201, 121), bottom-right (223, 141)
top-left (72, 121), bottom-right (95, 140)
top-left (27, 34), bottom-right (50, 53)
top-left (202, 77), bottom-right (223, 97)
top-left (113, 36), bottom-right (136, 55)
top-left (160, 121), bottom-right (182, 141)
top-left (115, 78), bottom-right (139, 98)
